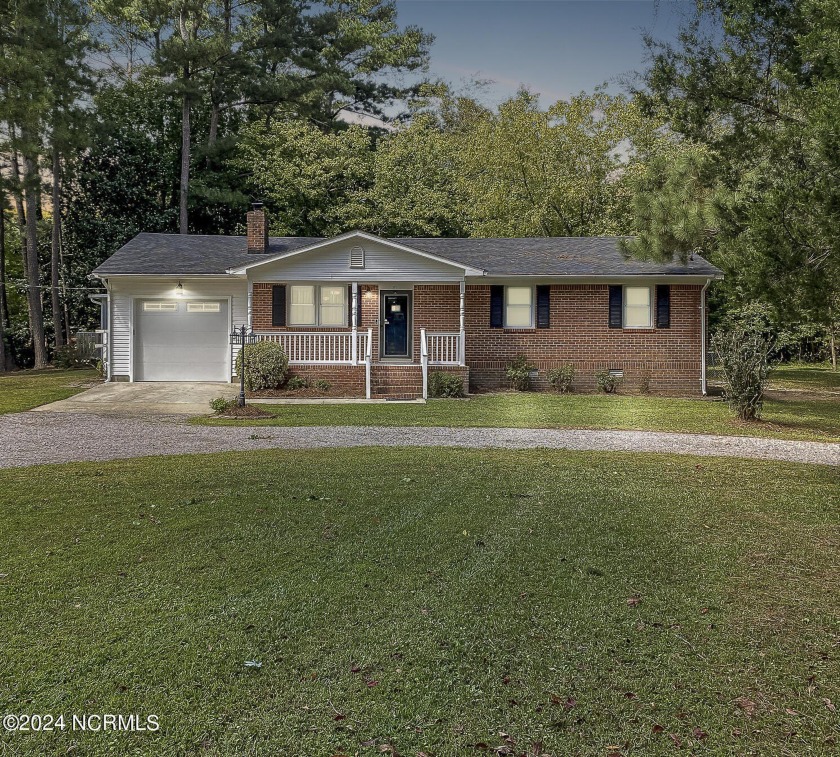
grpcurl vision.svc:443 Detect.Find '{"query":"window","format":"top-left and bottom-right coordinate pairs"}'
top-left (624, 286), bottom-right (652, 328)
top-left (505, 286), bottom-right (533, 328)
top-left (289, 285), bottom-right (316, 325)
top-left (186, 302), bottom-right (220, 313)
top-left (320, 286), bottom-right (346, 326)
top-left (143, 301), bottom-right (177, 312)
top-left (289, 284), bottom-right (346, 327)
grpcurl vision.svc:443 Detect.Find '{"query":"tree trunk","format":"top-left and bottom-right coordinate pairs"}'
top-left (180, 78), bottom-right (191, 234)
top-left (51, 147), bottom-right (65, 347)
top-left (0, 203), bottom-right (10, 330)
top-left (831, 329), bottom-right (837, 371)
top-left (22, 153), bottom-right (49, 368)
top-left (0, 205), bottom-right (7, 371)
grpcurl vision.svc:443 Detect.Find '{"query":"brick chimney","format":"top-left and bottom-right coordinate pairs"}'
top-left (246, 202), bottom-right (268, 253)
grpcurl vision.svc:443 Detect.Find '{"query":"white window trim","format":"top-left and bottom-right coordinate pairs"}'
top-left (142, 301), bottom-right (178, 312)
top-left (623, 285), bottom-right (653, 329)
top-left (186, 302), bottom-right (221, 313)
top-left (288, 284), bottom-right (348, 328)
top-left (504, 285), bottom-right (535, 329)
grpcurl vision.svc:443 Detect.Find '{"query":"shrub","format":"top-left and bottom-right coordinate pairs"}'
top-left (53, 344), bottom-right (88, 369)
top-left (637, 370), bottom-right (652, 395)
top-left (235, 341), bottom-right (289, 391)
top-left (427, 371), bottom-right (465, 398)
top-left (596, 369), bottom-right (621, 394)
top-left (547, 364), bottom-right (575, 393)
top-left (712, 326), bottom-right (775, 420)
top-left (506, 355), bottom-right (535, 391)
top-left (314, 379), bottom-right (332, 392)
top-left (286, 376), bottom-right (309, 390)
top-left (209, 397), bottom-right (234, 414)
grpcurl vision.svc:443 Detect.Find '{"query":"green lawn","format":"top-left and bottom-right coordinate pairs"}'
top-left (199, 391), bottom-right (840, 442)
top-left (768, 362), bottom-right (840, 392)
top-left (0, 449), bottom-right (837, 755)
top-left (0, 368), bottom-right (99, 414)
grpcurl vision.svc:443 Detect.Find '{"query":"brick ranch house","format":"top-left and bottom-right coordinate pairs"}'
top-left (91, 205), bottom-right (723, 399)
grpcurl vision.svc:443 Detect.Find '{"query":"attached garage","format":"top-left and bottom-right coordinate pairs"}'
top-left (134, 299), bottom-right (230, 381)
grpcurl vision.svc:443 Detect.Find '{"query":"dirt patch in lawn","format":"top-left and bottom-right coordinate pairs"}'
top-left (214, 405), bottom-right (274, 419)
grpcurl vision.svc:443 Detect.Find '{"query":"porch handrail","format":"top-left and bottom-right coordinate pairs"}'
top-left (420, 328), bottom-right (429, 400)
top-left (425, 331), bottom-right (462, 366)
top-left (255, 331), bottom-right (358, 364)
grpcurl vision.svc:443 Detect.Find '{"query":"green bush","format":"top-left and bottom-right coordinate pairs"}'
top-left (596, 369), bottom-right (621, 394)
top-left (286, 376), bottom-right (308, 390)
top-left (235, 341), bottom-right (289, 392)
top-left (209, 397), bottom-right (234, 414)
top-left (547, 364), bottom-right (575, 393)
top-left (314, 379), bottom-right (332, 392)
top-left (53, 344), bottom-right (88, 369)
top-left (427, 371), bottom-right (465, 398)
top-left (506, 355), bottom-right (536, 391)
top-left (712, 326), bottom-right (775, 420)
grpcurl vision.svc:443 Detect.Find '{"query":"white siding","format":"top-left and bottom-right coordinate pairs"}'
top-left (250, 239), bottom-right (465, 282)
top-left (107, 277), bottom-right (246, 380)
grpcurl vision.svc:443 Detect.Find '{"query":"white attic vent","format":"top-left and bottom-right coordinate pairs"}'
top-left (349, 245), bottom-right (365, 268)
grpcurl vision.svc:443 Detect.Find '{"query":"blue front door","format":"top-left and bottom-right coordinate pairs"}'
top-left (382, 293), bottom-right (410, 357)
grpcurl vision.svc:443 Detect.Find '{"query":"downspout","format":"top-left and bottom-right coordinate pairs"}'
top-left (700, 278), bottom-right (711, 395)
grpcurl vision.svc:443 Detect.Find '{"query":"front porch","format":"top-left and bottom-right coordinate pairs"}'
top-left (245, 282), bottom-right (468, 399)
top-left (242, 329), bottom-right (467, 400)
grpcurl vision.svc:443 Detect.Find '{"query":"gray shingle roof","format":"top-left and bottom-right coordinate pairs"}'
top-left (92, 232), bottom-right (722, 278)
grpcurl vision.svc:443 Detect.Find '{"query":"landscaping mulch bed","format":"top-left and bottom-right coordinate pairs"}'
top-left (248, 388), bottom-right (361, 399)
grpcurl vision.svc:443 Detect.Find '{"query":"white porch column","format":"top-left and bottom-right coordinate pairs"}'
top-left (246, 279), bottom-right (253, 329)
top-left (351, 281), bottom-right (359, 365)
top-left (458, 280), bottom-right (466, 366)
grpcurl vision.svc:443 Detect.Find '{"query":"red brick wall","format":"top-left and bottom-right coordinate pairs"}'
top-left (251, 281), bottom-right (704, 393)
top-left (413, 284), bottom-right (460, 364)
top-left (464, 284), bottom-right (703, 393)
top-left (285, 365), bottom-right (366, 396)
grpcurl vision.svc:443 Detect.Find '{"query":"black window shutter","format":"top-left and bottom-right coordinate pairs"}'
top-left (347, 285), bottom-right (353, 327)
top-left (656, 285), bottom-right (671, 329)
top-left (271, 284), bottom-right (287, 327)
top-left (536, 285), bottom-right (551, 328)
top-left (608, 285), bottom-right (623, 329)
top-left (490, 285), bottom-right (504, 328)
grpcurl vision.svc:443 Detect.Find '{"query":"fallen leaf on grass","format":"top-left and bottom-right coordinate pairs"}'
top-left (626, 596), bottom-right (641, 608)
top-left (824, 698), bottom-right (836, 713)
top-left (692, 726), bottom-right (708, 740)
top-left (734, 696), bottom-right (758, 717)
top-left (669, 733), bottom-right (682, 748)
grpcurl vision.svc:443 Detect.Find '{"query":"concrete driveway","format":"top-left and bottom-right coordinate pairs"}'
top-left (33, 381), bottom-right (235, 415)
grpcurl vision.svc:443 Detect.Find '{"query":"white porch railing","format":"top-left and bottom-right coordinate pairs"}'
top-left (426, 332), bottom-right (462, 365)
top-left (421, 330), bottom-right (465, 400)
top-left (255, 330), bottom-right (370, 365)
top-left (251, 329), bottom-right (374, 398)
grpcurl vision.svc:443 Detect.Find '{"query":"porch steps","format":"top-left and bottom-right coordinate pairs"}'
top-left (370, 364), bottom-right (423, 400)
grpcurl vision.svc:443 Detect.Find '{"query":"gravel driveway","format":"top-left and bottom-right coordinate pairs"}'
top-left (1, 412), bottom-right (837, 469)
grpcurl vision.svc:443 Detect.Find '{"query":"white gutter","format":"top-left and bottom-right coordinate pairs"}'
top-left (700, 278), bottom-right (711, 395)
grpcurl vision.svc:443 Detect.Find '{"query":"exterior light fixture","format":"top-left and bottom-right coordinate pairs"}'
top-left (175, 281), bottom-right (184, 297)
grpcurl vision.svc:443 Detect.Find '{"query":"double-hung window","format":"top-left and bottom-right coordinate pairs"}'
top-left (505, 286), bottom-right (533, 328)
top-left (623, 286), bottom-right (652, 328)
top-left (289, 285), bottom-right (346, 327)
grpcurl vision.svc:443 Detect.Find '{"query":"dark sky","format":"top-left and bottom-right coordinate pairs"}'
top-left (395, 1), bottom-right (694, 105)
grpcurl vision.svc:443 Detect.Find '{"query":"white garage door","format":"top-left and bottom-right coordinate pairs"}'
top-left (135, 299), bottom-right (229, 381)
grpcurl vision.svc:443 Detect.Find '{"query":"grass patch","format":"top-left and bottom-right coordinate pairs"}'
top-left (0, 368), bottom-right (99, 414)
top-left (0, 449), bottom-right (837, 755)
top-left (197, 392), bottom-right (840, 442)
top-left (768, 362), bottom-right (840, 393)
